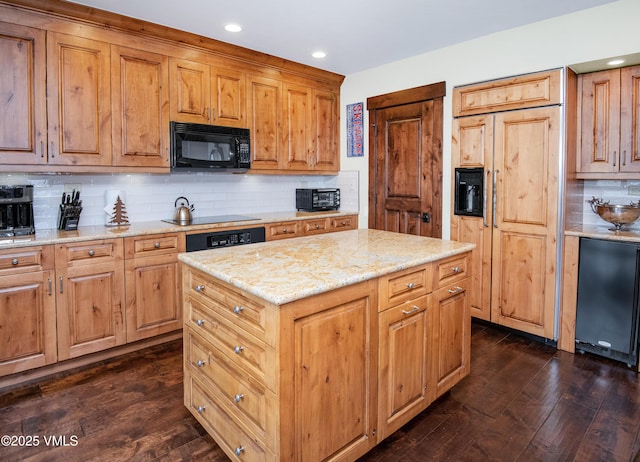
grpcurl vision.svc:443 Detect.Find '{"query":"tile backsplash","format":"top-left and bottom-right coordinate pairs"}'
top-left (0, 171), bottom-right (359, 230)
top-left (582, 179), bottom-right (640, 229)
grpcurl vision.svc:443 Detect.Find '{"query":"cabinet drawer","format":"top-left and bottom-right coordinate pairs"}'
top-left (266, 221), bottom-right (301, 240)
top-left (434, 253), bottom-right (469, 288)
top-left (379, 264), bottom-right (432, 311)
top-left (187, 269), bottom-right (276, 346)
top-left (302, 218), bottom-right (328, 235)
top-left (124, 232), bottom-right (185, 258)
top-left (187, 297), bottom-right (277, 391)
top-left (329, 215), bottom-right (357, 231)
top-left (0, 245), bottom-right (54, 274)
top-left (185, 373), bottom-right (275, 462)
top-left (56, 239), bottom-right (122, 266)
top-left (186, 329), bottom-right (277, 448)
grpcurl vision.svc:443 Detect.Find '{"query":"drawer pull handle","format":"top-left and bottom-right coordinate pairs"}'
top-left (402, 305), bottom-right (420, 315)
top-left (154, 242), bottom-right (161, 248)
top-left (233, 345), bottom-right (244, 355)
top-left (407, 282), bottom-right (415, 289)
top-left (195, 285), bottom-right (205, 292)
top-left (234, 393), bottom-right (245, 403)
top-left (48, 278), bottom-right (52, 296)
top-left (448, 286), bottom-right (464, 294)
top-left (196, 405), bottom-right (206, 413)
top-left (452, 266), bottom-right (461, 273)
top-left (196, 319), bottom-right (205, 327)
top-left (234, 447), bottom-right (245, 456)
top-left (233, 305), bottom-right (244, 315)
top-left (88, 250), bottom-right (95, 257)
top-left (196, 359), bottom-right (206, 367)
top-left (11, 258), bottom-right (18, 265)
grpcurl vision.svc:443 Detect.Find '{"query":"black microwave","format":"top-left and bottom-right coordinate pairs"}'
top-left (170, 121), bottom-right (251, 172)
top-left (296, 188), bottom-right (340, 212)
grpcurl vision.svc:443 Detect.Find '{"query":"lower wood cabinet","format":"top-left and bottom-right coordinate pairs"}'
top-left (266, 214), bottom-right (358, 241)
top-left (55, 239), bottom-right (126, 360)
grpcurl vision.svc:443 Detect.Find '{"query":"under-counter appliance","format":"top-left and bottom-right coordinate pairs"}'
top-left (454, 168), bottom-right (483, 217)
top-left (186, 227), bottom-right (265, 252)
top-left (296, 188), bottom-right (340, 212)
top-left (576, 237), bottom-right (640, 367)
top-left (0, 185), bottom-right (35, 237)
top-left (170, 121), bottom-right (251, 172)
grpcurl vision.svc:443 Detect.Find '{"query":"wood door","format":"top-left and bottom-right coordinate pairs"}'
top-left (491, 107), bottom-right (560, 339)
top-left (312, 89), bottom-right (339, 172)
top-left (578, 69), bottom-right (621, 173)
top-left (431, 280), bottom-right (469, 398)
top-left (112, 45), bottom-right (170, 168)
top-left (247, 75), bottom-right (281, 170)
top-left (281, 83), bottom-right (312, 170)
top-left (169, 57), bottom-right (211, 124)
top-left (212, 67), bottom-right (246, 128)
top-left (620, 65), bottom-right (640, 172)
top-left (0, 270), bottom-right (56, 377)
top-left (377, 295), bottom-right (431, 440)
top-left (369, 98), bottom-right (443, 237)
top-left (125, 253), bottom-right (182, 342)
top-left (450, 115), bottom-right (493, 321)
top-left (47, 32), bottom-right (112, 166)
top-left (0, 22), bottom-right (47, 165)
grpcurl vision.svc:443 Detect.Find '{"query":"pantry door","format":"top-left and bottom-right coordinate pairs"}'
top-left (368, 83), bottom-right (444, 237)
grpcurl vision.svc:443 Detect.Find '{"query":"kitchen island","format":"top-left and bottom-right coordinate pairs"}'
top-left (179, 229), bottom-right (474, 461)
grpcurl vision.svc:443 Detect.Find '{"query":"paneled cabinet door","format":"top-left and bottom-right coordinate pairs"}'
top-left (431, 280), bottom-right (470, 398)
top-left (281, 83), bottom-right (313, 170)
top-left (0, 22), bottom-right (46, 165)
top-left (0, 270), bottom-right (56, 377)
top-left (111, 45), bottom-right (170, 168)
top-left (125, 253), bottom-right (182, 342)
top-left (247, 74), bottom-right (282, 170)
top-left (46, 32), bottom-right (112, 166)
top-left (620, 65), bottom-right (640, 173)
top-left (312, 89), bottom-right (339, 172)
top-left (377, 295), bottom-right (431, 440)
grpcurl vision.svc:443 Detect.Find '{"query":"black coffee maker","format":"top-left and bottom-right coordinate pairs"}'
top-left (0, 185), bottom-right (35, 237)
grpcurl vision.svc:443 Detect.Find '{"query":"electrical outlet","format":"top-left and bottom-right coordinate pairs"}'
top-left (628, 185), bottom-right (640, 196)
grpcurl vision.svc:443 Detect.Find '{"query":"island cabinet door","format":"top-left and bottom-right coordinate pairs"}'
top-left (377, 294), bottom-right (432, 441)
top-left (279, 280), bottom-right (378, 462)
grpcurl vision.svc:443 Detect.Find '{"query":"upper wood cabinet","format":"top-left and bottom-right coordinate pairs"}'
top-left (111, 45), bottom-right (170, 168)
top-left (578, 65), bottom-right (640, 176)
top-left (169, 57), bottom-right (246, 127)
top-left (247, 74), bottom-right (282, 170)
top-left (0, 22), bottom-right (46, 165)
top-left (47, 32), bottom-right (112, 166)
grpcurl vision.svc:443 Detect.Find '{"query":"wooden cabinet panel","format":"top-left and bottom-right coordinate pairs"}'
top-left (0, 22), bottom-right (46, 165)
top-left (282, 83), bottom-right (312, 170)
top-left (620, 66), bottom-right (640, 172)
top-left (329, 215), bottom-right (357, 231)
top-left (46, 32), bottom-right (112, 166)
top-left (0, 245), bottom-right (54, 275)
top-left (247, 75), bottom-right (281, 170)
top-left (169, 57), bottom-right (211, 124)
top-left (452, 115), bottom-right (493, 168)
top-left (312, 89), bottom-right (339, 172)
top-left (214, 67), bottom-right (246, 128)
top-left (0, 269), bottom-right (56, 377)
top-left (111, 45), bottom-right (169, 168)
top-left (265, 221), bottom-right (302, 240)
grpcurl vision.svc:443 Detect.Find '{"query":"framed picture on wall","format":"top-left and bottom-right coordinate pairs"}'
top-left (346, 102), bottom-right (364, 157)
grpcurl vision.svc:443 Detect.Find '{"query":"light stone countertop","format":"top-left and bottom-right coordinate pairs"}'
top-left (0, 210), bottom-right (358, 249)
top-left (565, 224), bottom-right (640, 244)
top-left (178, 229), bottom-right (475, 305)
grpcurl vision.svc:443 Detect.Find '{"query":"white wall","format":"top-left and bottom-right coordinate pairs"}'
top-left (340, 0), bottom-right (639, 237)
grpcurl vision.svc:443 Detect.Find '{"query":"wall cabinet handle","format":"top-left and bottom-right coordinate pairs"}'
top-left (50, 141), bottom-right (55, 158)
top-left (59, 276), bottom-right (64, 294)
top-left (48, 278), bottom-right (52, 296)
top-left (40, 141), bottom-right (45, 158)
top-left (613, 150), bottom-right (617, 167)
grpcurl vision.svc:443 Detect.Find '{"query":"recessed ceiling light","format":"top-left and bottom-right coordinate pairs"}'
top-left (607, 59), bottom-right (625, 66)
top-left (312, 51), bottom-right (326, 59)
top-left (224, 23), bottom-right (242, 33)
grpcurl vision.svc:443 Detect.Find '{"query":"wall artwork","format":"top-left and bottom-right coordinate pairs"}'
top-left (346, 102), bottom-right (364, 157)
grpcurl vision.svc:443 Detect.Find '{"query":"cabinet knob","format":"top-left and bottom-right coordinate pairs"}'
top-left (233, 305), bottom-right (244, 315)
top-left (196, 359), bottom-right (206, 367)
top-left (283, 228), bottom-right (288, 233)
top-left (11, 258), bottom-right (18, 265)
top-left (88, 250), bottom-right (95, 257)
top-left (452, 266), bottom-right (461, 273)
top-left (234, 393), bottom-right (245, 403)
top-left (234, 447), bottom-right (245, 456)
top-left (233, 345), bottom-right (244, 355)
top-left (315, 224), bottom-right (320, 229)
top-left (154, 242), bottom-right (161, 248)
top-left (196, 319), bottom-right (205, 327)
top-left (195, 285), bottom-right (205, 292)
top-left (407, 282), bottom-right (415, 289)
top-left (196, 405), bottom-right (206, 413)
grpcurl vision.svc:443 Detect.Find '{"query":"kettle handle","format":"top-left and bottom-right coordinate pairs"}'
top-left (175, 196), bottom-right (190, 207)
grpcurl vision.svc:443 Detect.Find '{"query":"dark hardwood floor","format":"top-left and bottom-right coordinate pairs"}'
top-left (1, 321), bottom-right (639, 462)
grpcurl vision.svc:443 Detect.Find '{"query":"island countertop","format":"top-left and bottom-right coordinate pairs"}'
top-left (178, 229), bottom-right (475, 305)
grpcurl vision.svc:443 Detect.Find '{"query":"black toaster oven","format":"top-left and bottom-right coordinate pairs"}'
top-left (296, 188), bottom-right (340, 212)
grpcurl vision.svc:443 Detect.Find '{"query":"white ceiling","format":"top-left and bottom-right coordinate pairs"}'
top-left (67, 0), bottom-right (617, 75)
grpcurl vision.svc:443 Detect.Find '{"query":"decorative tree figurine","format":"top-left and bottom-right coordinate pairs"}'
top-left (107, 195), bottom-right (130, 227)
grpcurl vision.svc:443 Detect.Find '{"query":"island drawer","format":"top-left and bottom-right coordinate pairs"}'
top-left (0, 245), bottom-right (54, 275)
top-left (378, 264), bottom-right (432, 311)
top-left (185, 373), bottom-right (276, 462)
top-left (187, 297), bottom-right (277, 391)
top-left (185, 329), bottom-right (277, 448)
top-left (124, 232), bottom-right (185, 258)
top-left (434, 253), bottom-right (469, 288)
top-left (187, 268), bottom-right (276, 346)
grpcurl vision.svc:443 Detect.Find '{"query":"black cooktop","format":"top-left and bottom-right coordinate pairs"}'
top-left (162, 214), bottom-right (260, 226)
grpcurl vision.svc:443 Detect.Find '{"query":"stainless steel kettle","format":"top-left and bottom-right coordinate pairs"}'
top-left (173, 196), bottom-right (194, 224)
